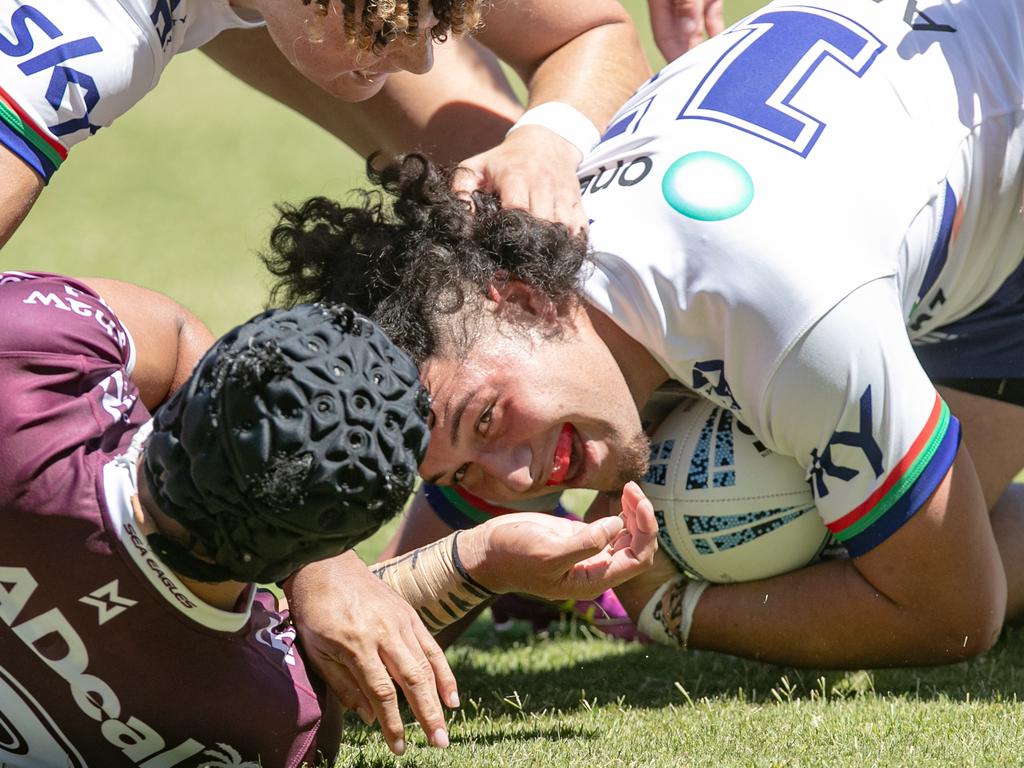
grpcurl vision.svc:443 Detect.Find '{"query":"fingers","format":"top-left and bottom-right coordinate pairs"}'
top-left (346, 651), bottom-right (409, 755)
top-left (373, 623), bottom-right (454, 754)
top-left (703, 0), bottom-right (726, 37)
top-left (388, 622), bottom-right (460, 749)
top-left (621, 480), bottom-right (659, 540)
top-left (649, 0), bottom-right (697, 61)
top-left (450, 165), bottom-right (486, 206)
top-left (619, 481), bottom-right (659, 565)
top-left (413, 620), bottom-right (461, 712)
top-left (325, 662), bottom-right (376, 726)
top-left (453, 132), bottom-right (589, 233)
top-left (649, 0), bottom-right (726, 61)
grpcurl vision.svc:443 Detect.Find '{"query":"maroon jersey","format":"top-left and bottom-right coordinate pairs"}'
top-left (0, 272), bottom-right (332, 767)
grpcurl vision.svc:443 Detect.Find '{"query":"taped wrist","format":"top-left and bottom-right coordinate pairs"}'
top-left (636, 576), bottom-right (709, 648)
top-left (506, 101), bottom-right (601, 159)
top-left (372, 531), bottom-right (496, 633)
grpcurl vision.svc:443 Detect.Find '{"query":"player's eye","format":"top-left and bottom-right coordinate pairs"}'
top-left (477, 404), bottom-right (493, 434)
top-left (453, 464), bottom-right (469, 484)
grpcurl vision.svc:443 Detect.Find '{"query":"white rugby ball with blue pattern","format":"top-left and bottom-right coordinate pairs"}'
top-left (642, 398), bottom-right (832, 583)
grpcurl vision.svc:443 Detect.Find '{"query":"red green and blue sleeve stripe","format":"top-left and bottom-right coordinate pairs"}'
top-left (828, 394), bottom-right (960, 557)
top-left (423, 484), bottom-right (573, 530)
top-left (0, 86), bottom-right (66, 182)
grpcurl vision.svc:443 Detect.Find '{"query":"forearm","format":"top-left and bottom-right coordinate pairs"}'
top-left (687, 558), bottom-right (969, 668)
top-left (203, 30), bottom-right (521, 163)
top-left (358, 38), bottom-right (523, 163)
top-left (517, 20), bottom-right (650, 132)
top-left (371, 532), bottom-right (496, 634)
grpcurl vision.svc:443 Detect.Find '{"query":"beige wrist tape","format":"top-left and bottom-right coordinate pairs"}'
top-left (636, 576), bottom-right (709, 648)
top-left (371, 531), bottom-right (496, 634)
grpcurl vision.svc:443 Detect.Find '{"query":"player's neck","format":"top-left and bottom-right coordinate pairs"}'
top-left (132, 467), bottom-right (250, 612)
top-left (585, 303), bottom-right (670, 408)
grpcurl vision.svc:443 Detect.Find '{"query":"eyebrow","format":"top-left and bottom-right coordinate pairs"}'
top-left (424, 390), bottom-right (475, 485)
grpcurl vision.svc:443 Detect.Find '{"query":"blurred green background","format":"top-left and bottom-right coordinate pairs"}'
top-left (0, 0), bottom-right (764, 334)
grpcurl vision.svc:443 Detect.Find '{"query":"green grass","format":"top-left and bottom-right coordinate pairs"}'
top-left (5, 1), bottom-right (1024, 766)
top-left (331, 619), bottom-right (1024, 768)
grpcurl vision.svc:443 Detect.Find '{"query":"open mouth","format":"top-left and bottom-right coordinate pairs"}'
top-left (546, 423), bottom-right (583, 487)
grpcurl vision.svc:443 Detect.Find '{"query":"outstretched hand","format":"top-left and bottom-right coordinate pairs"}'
top-left (464, 481), bottom-right (659, 600)
top-left (648, 0), bottom-right (726, 61)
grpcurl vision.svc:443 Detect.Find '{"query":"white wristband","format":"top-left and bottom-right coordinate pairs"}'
top-left (506, 101), bottom-right (601, 158)
top-left (637, 576), bottom-right (710, 648)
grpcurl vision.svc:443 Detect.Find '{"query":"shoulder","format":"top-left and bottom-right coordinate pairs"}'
top-left (762, 278), bottom-right (958, 555)
top-left (0, 271), bottom-right (133, 367)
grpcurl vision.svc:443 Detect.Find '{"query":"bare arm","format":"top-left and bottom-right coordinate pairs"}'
top-left (375, 481), bottom-right (658, 622)
top-left (619, 447), bottom-right (1007, 667)
top-left (0, 148), bottom-right (44, 249)
top-left (79, 278), bottom-right (215, 410)
top-left (201, 29), bottom-right (522, 164)
top-left (477, 1), bottom-right (649, 130)
top-left (203, 3), bottom-right (651, 229)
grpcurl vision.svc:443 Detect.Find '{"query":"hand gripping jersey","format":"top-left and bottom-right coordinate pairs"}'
top-left (0, 273), bottom-right (330, 767)
top-left (579, 0), bottom-right (1024, 555)
top-left (0, 0), bottom-right (263, 180)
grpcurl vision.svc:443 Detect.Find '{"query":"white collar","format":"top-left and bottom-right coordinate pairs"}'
top-left (103, 421), bottom-right (255, 633)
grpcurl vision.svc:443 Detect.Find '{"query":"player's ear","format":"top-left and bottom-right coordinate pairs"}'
top-left (485, 278), bottom-right (565, 327)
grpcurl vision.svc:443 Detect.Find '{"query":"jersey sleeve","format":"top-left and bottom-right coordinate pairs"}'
top-left (0, 272), bottom-right (141, 495)
top-left (0, 2), bottom-right (111, 180)
top-left (761, 277), bottom-right (960, 557)
top-left (0, 271), bottom-right (133, 366)
top-left (423, 484), bottom-right (574, 529)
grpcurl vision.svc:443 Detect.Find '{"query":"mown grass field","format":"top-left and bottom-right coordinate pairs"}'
top-left (3, 1), bottom-right (1024, 766)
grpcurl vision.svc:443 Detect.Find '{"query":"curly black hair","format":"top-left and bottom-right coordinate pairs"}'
top-left (262, 154), bottom-right (592, 365)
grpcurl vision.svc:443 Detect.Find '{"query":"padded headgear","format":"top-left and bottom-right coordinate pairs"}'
top-left (143, 303), bottom-right (430, 584)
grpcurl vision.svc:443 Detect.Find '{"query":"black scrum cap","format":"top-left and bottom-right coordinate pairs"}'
top-left (143, 303), bottom-right (430, 584)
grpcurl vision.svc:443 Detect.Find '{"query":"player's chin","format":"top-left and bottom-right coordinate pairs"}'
top-left (328, 72), bottom-right (389, 102)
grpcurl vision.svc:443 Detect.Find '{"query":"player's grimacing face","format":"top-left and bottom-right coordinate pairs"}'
top-left (253, 0), bottom-right (437, 101)
top-left (418, 318), bottom-right (650, 503)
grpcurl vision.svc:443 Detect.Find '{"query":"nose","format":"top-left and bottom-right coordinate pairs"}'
top-left (473, 443), bottom-right (534, 495)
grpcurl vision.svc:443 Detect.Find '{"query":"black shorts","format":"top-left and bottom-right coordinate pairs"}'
top-left (930, 377), bottom-right (1024, 407)
top-left (914, 258), bottom-right (1024, 407)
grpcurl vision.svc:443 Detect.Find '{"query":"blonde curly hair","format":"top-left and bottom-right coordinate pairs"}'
top-left (302, 0), bottom-right (483, 51)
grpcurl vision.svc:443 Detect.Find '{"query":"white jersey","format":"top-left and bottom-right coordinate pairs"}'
top-left (0, 0), bottom-right (263, 180)
top-left (580, 0), bottom-right (1024, 555)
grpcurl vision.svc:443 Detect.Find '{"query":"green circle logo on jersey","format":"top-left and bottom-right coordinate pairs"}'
top-left (662, 151), bottom-right (754, 221)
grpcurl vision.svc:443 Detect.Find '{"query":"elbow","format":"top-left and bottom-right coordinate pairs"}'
top-left (915, 584), bottom-right (1006, 663)
top-left (948, 593), bottom-right (1005, 660)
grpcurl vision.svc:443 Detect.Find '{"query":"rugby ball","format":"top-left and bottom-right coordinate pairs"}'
top-left (641, 398), bottom-right (832, 583)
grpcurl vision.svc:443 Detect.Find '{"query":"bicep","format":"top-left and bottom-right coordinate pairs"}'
top-left (853, 443), bottom-right (1003, 620)
top-left (0, 146), bottom-right (43, 247)
top-left (80, 278), bottom-right (214, 410)
top-left (474, 0), bottom-right (634, 76)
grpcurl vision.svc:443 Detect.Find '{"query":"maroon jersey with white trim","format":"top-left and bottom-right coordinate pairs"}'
top-left (0, 272), bottom-right (330, 768)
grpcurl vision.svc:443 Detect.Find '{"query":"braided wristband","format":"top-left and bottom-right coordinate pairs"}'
top-left (506, 102), bottom-right (601, 159)
top-left (636, 576), bottom-right (709, 648)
